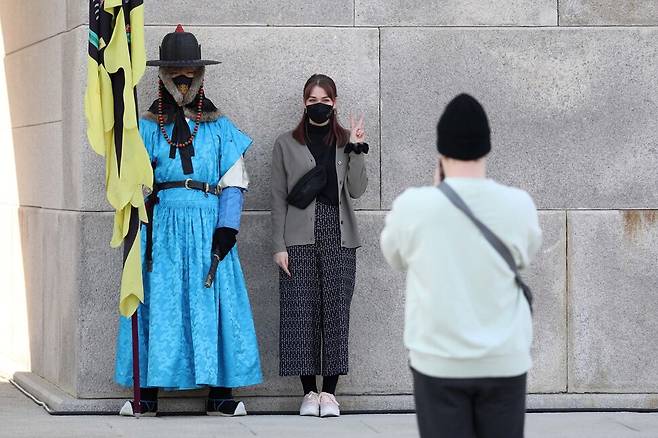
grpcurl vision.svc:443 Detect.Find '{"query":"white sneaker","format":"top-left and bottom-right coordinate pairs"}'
top-left (299, 391), bottom-right (320, 416)
top-left (119, 400), bottom-right (157, 417)
top-left (319, 392), bottom-right (340, 418)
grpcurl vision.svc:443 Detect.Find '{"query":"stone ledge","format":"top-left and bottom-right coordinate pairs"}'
top-left (14, 372), bottom-right (658, 414)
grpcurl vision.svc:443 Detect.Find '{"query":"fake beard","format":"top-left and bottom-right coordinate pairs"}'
top-left (173, 75), bottom-right (194, 98)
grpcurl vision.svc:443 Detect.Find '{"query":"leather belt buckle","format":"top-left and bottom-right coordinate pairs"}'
top-left (215, 185), bottom-right (222, 195)
top-left (184, 178), bottom-right (192, 190)
top-left (204, 183), bottom-right (210, 193)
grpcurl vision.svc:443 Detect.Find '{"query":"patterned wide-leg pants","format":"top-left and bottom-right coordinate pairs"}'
top-left (279, 201), bottom-right (357, 376)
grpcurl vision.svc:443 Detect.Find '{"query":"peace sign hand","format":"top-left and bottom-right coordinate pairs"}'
top-left (349, 114), bottom-right (366, 144)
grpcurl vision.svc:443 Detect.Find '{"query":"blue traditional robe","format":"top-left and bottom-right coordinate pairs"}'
top-left (115, 116), bottom-right (263, 390)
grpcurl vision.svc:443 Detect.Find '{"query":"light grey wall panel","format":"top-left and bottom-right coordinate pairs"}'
top-left (356, 0), bottom-right (557, 26)
top-left (561, 1), bottom-right (658, 25)
top-left (0, 1), bottom-right (67, 54)
top-left (380, 27), bottom-right (658, 209)
top-left (568, 210), bottom-right (658, 392)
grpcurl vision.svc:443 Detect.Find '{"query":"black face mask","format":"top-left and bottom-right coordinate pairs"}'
top-left (173, 75), bottom-right (194, 96)
top-left (172, 75), bottom-right (194, 87)
top-left (306, 103), bottom-right (334, 124)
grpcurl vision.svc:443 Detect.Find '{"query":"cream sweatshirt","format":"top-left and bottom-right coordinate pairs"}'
top-left (380, 178), bottom-right (542, 378)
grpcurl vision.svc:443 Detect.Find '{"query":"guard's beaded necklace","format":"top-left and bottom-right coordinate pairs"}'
top-left (157, 79), bottom-right (204, 148)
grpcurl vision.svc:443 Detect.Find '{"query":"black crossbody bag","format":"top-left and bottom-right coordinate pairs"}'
top-left (286, 133), bottom-right (332, 209)
top-left (286, 164), bottom-right (327, 209)
top-left (438, 182), bottom-right (534, 313)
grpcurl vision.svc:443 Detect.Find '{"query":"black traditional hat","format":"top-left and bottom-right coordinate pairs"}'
top-left (146, 24), bottom-right (220, 67)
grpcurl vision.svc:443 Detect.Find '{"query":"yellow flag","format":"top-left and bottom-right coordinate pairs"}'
top-left (84, 0), bottom-right (152, 317)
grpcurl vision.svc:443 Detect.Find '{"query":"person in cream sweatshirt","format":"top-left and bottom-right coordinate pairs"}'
top-left (380, 94), bottom-right (542, 438)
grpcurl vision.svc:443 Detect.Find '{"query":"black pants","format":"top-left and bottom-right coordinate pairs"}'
top-left (412, 367), bottom-right (527, 438)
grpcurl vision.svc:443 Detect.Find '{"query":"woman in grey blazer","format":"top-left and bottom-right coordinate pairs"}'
top-left (271, 74), bottom-right (368, 418)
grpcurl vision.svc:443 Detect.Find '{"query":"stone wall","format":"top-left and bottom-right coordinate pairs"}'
top-left (2, 0), bottom-right (658, 411)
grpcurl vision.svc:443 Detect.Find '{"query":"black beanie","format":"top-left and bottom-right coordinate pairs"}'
top-left (437, 94), bottom-right (491, 160)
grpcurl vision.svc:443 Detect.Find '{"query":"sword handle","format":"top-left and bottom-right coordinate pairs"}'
top-left (204, 254), bottom-right (221, 288)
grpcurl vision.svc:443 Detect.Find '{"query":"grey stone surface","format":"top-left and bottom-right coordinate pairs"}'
top-left (18, 207), bottom-right (80, 397)
top-left (144, 1), bottom-right (354, 26)
top-left (568, 210), bottom-right (658, 393)
top-left (340, 212), bottom-right (409, 395)
top-left (0, 0), bottom-right (67, 54)
top-left (5, 34), bottom-right (63, 128)
top-left (356, 0), bottom-right (557, 26)
top-left (66, 0), bottom-right (88, 31)
top-left (41, 209), bottom-right (80, 397)
top-left (76, 213), bottom-right (125, 398)
top-left (561, 0), bottom-right (658, 25)
top-left (7, 377), bottom-right (421, 438)
top-left (527, 393), bottom-right (658, 410)
top-left (8, 27), bottom-right (101, 212)
top-left (13, 123), bottom-right (65, 209)
top-left (67, 0), bottom-right (355, 27)
top-left (380, 27), bottom-right (658, 209)
top-left (234, 211), bottom-right (286, 396)
top-left (1, 26), bottom-right (91, 212)
top-left (526, 212), bottom-right (567, 393)
top-left (137, 26), bottom-right (381, 212)
top-left (17, 208), bottom-right (45, 378)
top-left (60, 1), bottom-right (344, 29)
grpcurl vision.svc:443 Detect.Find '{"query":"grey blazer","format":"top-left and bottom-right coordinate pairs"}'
top-left (271, 130), bottom-right (368, 254)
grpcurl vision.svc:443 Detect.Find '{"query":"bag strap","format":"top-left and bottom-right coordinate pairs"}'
top-left (437, 182), bottom-right (533, 312)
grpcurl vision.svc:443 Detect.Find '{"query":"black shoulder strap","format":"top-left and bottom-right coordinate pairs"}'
top-left (438, 182), bottom-right (533, 313)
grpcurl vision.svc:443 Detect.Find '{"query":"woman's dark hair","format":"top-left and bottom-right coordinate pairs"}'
top-left (292, 74), bottom-right (350, 148)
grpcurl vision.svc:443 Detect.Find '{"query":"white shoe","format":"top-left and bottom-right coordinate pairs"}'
top-left (319, 392), bottom-right (340, 418)
top-left (233, 402), bottom-right (247, 417)
top-left (206, 399), bottom-right (247, 417)
top-left (299, 391), bottom-right (320, 416)
top-left (119, 400), bottom-right (157, 417)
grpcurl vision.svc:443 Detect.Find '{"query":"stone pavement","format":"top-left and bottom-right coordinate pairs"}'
top-left (3, 379), bottom-right (658, 438)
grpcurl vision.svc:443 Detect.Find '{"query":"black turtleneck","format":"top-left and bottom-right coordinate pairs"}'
top-left (306, 122), bottom-right (338, 206)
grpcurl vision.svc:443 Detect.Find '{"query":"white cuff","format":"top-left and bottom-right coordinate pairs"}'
top-left (220, 156), bottom-right (250, 190)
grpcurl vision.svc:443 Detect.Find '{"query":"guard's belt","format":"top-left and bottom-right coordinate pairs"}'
top-left (145, 179), bottom-right (222, 272)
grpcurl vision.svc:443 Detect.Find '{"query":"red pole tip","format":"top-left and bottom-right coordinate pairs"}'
top-left (175, 24), bottom-right (185, 33)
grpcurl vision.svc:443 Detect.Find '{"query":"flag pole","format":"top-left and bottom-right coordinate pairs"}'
top-left (86, 0), bottom-right (149, 417)
top-left (126, 210), bottom-right (142, 416)
top-left (131, 301), bottom-right (142, 415)
top-left (126, 3), bottom-right (143, 416)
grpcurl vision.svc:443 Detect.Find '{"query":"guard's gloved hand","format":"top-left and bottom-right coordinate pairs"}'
top-left (344, 142), bottom-right (369, 155)
top-left (212, 227), bottom-right (238, 261)
top-left (205, 227), bottom-right (238, 288)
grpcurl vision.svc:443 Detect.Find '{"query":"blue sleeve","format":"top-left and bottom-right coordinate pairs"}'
top-left (139, 118), bottom-right (157, 161)
top-left (217, 187), bottom-right (244, 231)
top-left (218, 116), bottom-right (253, 177)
